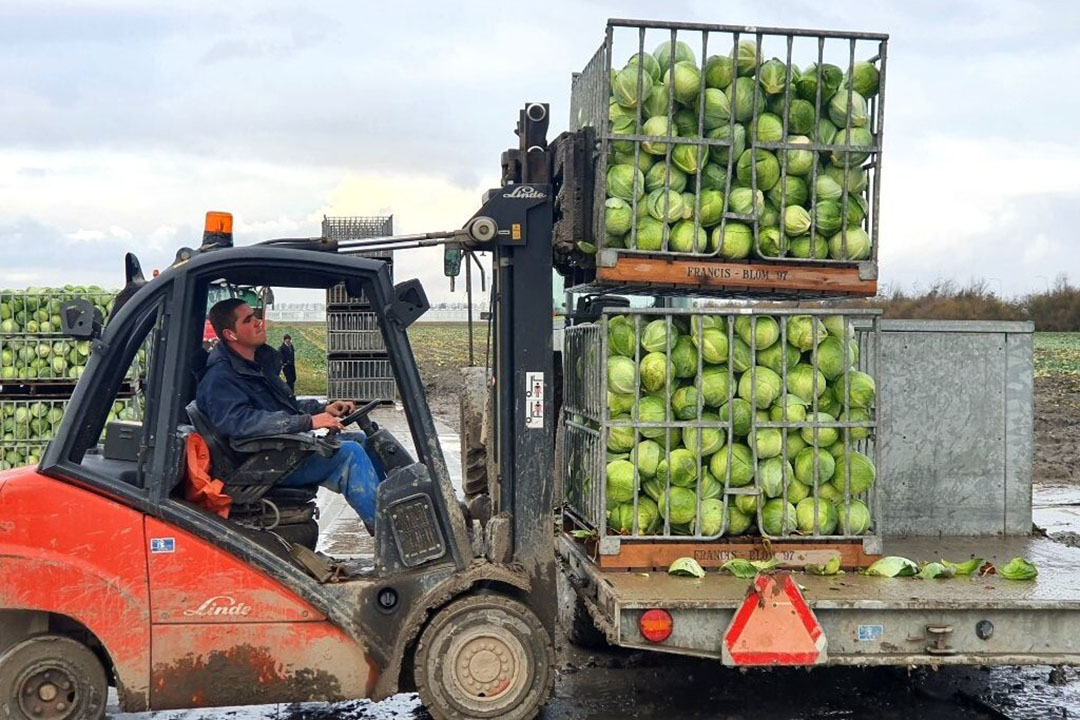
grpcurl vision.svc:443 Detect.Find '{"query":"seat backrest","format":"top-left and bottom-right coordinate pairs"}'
top-left (185, 400), bottom-right (241, 479)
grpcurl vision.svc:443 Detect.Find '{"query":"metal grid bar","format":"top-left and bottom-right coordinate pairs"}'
top-left (570, 19), bottom-right (887, 284)
top-left (327, 377), bottom-right (396, 404)
top-left (322, 216), bottom-right (394, 260)
top-left (561, 305), bottom-right (880, 546)
top-left (326, 311), bottom-right (386, 354)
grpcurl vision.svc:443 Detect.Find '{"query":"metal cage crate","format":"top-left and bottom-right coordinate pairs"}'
top-left (568, 19), bottom-right (888, 298)
top-left (0, 289), bottom-right (117, 334)
top-left (0, 396), bottom-right (142, 458)
top-left (561, 305), bottom-right (882, 565)
top-left (0, 439), bottom-right (48, 469)
top-left (322, 215), bottom-right (394, 260)
top-left (0, 335), bottom-right (142, 387)
top-left (326, 270), bottom-right (393, 308)
top-left (327, 311), bottom-right (386, 354)
top-left (327, 358), bottom-right (396, 404)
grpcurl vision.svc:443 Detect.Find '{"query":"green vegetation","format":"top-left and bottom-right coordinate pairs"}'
top-left (1035, 333), bottom-right (1080, 378)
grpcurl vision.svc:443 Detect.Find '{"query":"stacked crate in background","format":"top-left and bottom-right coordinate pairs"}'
top-left (0, 287), bottom-right (143, 469)
top-left (560, 20), bottom-right (888, 569)
top-left (323, 216), bottom-right (397, 404)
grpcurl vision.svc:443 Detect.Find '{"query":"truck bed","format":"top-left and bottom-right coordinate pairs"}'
top-left (561, 534), bottom-right (1080, 665)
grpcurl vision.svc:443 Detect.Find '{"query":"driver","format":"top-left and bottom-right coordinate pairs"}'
top-left (196, 298), bottom-right (381, 532)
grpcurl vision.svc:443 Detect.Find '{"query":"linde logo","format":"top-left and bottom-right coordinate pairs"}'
top-left (183, 595), bottom-right (254, 618)
top-left (502, 186), bottom-right (546, 199)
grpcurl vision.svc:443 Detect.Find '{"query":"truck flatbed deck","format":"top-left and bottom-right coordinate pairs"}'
top-left (560, 533), bottom-right (1080, 666)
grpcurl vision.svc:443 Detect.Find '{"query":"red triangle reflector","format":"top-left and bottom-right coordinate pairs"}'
top-left (722, 572), bottom-right (827, 666)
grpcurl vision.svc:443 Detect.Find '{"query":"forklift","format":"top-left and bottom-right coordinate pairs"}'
top-left (0, 103), bottom-right (566, 720)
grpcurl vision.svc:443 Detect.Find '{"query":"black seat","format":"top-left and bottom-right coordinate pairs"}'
top-left (184, 400), bottom-right (337, 506)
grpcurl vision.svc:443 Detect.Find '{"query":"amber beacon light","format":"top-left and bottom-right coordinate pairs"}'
top-left (203, 211), bottom-right (234, 248)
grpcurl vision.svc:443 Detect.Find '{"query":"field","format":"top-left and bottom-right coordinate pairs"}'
top-left (1033, 333), bottom-right (1080, 484)
top-left (266, 321), bottom-right (490, 406)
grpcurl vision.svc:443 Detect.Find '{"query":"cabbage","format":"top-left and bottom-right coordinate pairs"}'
top-left (605, 197), bottom-right (633, 235)
top-left (704, 54), bottom-right (734, 89)
top-left (642, 116), bottom-right (676, 155)
top-left (732, 40), bottom-right (761, 77)
top-left (735, 148), bottom-right (780, 191)
top-left (796, 497), bottom-right (838, 534)
top-left (607, 414), bottom-right (637, 452)
top-left (767, 175), bottom-right (808, 208)
top-left (730, 337), bottom-right (753, 372)
top-left (734, 315), bottom-right (779, 350)
top-left (607, 356), bottom-right (637, 395)
top-left (613, 65), bottom-right (655, 109)
top-left (640, 352), bottom-right (674, 393)
top-left (646, 188), bottom-right (685, 223)
top-left (783, 206), bottom-right (812, 236)
top-left (831, 450), bottom-right (876, 494)
top-left (626, 52), bottom-right (662, 83)
top-left (641, 319), bottom-right (678, 353)
top-left (757, 341), bottom-right (800, 375)
top-left (691, 498), bottom-right (728, 536)
top-left (748, 427), bottom-right (783, 459)
top-left (608, 497), bottom-right (660, 535)
top-left (837, 369), bottom-right (876, 409)
top-left (682, 412), bottom-right (724, 457)
top-left (708, 442), bottom-right (755, 487)
top-left (606, 459), bottom-right (638, 503)
top-left (693, 327), bottom-right (729, 365)
top-left (608, 317), bottom-right (637, 358)
top-left (737, 366), bottom-right (783, 409)
top-left (839, 408), bottom-right (871, 441)
top-left (644, 162), bottom-right (688, 194)
top-left (697, 189), bottom-right (726, 227)
top-left (654, 40), bottom-right (696, 70)
top-left (701, 88), bottom-right (732, 130)
top-left (727, 187), bottom-right (765, 217)
top-left (849, 61), bottom-right (880, 97)
top-left (785, 477), bottom-right (811, 503)
top-left (796, 62), bottom-right (843, 104)
top-left (725, 76), bottom-right (765, 122)
top-left (814, 174), bottom-right (844, 202)
top-left (632, 216), bottom-right (666, 251)
top-left (734, 493), bottom-right (760, 516)
top-left (757, 227), bottom-right (786, 257)
top-left (829, 227), bottom-right (872, 261)
top-left (781, 135), bottom-right (815, 176)
top-left (726, 505), bottom-right (753, 535)
top-left (830, 126), bottom-right (874, 168)
top-left (794, 447), bottom-right (836, 485)
top-left (658, 486), bottom-right (699, 526)
top-left (633, 395), bottom-right (668, 438)
top-left (800, 411), bottom-right (839, 447)
top-left (816, 336), bottom-right (856, 380)
top-left (789, 234), bottom-right (829, 259)
top-left (699, 469), bottom-right (723, 499)
top-left (837, 499), bottom-right (871, 535)
top-left (706, 123), bottom-right (746, 166)
top-left (671, 386), bottom-right (702, 420)
top-left (630, 439), bottom-right (663, 478)
top-left (769, 393), bottom-right (808, 422)
top-left (757, 58), bottom-right (789, 95)
top-left (758, 456), bottom-right (795, 498)
top-left (828, 89), bottom-right (868, 129)
top-left (607, 164), bottom-right (645, 201)
top-left (657, 448), bottom-right (699, 488)
top-left (714, 222), bottom-right (753, 259)
top-left (669, 220), bottom-right (708, 253)
top-left (700, 365), bottom-right (732, 406)
top-left (751, 113), bottom-right (784, 143)
top-left (823, 164), bottom-right (867, 194)
top-left (784, 98), bottom-right (816, 135)
top-left (760, 498), bottom-right (797, 535)
top-left (787, 316), bottom-right (828, 352)
top-left (663, 61), bottom-right (702, 105)
top-left (672, 143), bottom-right (705, 175)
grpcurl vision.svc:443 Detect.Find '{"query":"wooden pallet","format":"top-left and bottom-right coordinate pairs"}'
top-left (591, 255), bottom-right (877, 298)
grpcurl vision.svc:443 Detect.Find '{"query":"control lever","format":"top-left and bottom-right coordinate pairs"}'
top-left (327, 398), bottom-right (381, 438)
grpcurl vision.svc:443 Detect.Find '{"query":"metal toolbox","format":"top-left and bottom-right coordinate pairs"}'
top-left (327, 311), bottom-right (386, 354)
top-left (568, 19), bottom-right (887, 298)
top-left (561, 306), bottom-right (881, 566)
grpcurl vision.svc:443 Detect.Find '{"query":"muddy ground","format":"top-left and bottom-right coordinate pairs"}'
top-left (1035, 374), bottom-right (1080, 486)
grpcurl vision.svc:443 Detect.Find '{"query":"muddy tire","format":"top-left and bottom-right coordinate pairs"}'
top-left (0, 635), bottom-right (107, 720)
top-left (415, 594), bottom-right (554, 720)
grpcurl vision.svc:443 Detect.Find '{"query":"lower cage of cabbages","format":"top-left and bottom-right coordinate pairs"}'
top-left (559, 306), bottom-right (883, 569)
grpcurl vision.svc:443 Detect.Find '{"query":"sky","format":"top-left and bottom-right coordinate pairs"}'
top-left (2, 0), bottom-right (1078, 303)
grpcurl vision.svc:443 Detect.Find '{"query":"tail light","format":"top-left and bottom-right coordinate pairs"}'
top-left (638, 608), bottom-right (673, 643)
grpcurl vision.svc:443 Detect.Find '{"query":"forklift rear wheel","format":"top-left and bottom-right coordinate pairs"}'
top-left (0, 635), bottom-right (107, 720)
top-left (415, 594), bottom-right (554, 720)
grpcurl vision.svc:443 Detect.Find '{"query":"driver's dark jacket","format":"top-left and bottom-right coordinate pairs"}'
top-left (196, 343), bottom-right (324, 440)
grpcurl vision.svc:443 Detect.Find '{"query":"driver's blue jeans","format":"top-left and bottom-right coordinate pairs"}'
top-left (278, 431), bottom-right (382, 532)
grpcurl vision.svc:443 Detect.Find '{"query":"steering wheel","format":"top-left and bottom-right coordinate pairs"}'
top-left (327, 398), bottom-right (381, 437)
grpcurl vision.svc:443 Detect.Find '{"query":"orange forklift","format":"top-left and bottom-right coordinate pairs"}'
top-left (0, 105), bottom-right (560, 720)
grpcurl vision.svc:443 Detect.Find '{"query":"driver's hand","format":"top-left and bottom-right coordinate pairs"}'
top-left (325, 400), bottom-right (355, 417)
top-left (312, 412), bottom-right (345, 431)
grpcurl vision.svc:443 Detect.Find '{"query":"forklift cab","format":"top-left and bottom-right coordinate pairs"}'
top-left (0, 241), bottom-right (552, 718)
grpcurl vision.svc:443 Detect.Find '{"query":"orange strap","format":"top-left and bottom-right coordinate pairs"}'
top-left (184, 433), bottom-right (232, 518)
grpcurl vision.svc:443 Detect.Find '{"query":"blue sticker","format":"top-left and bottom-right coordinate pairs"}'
top-left (857, 624), bottom-right (883, 642)
top-left (150, 537), bottom-right (176, 554)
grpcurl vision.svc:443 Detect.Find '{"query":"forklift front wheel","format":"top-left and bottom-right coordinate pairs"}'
top-left (0, 635), bottom-right (108, 720)
top-left (415, 594), bottom-right (554, 720)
